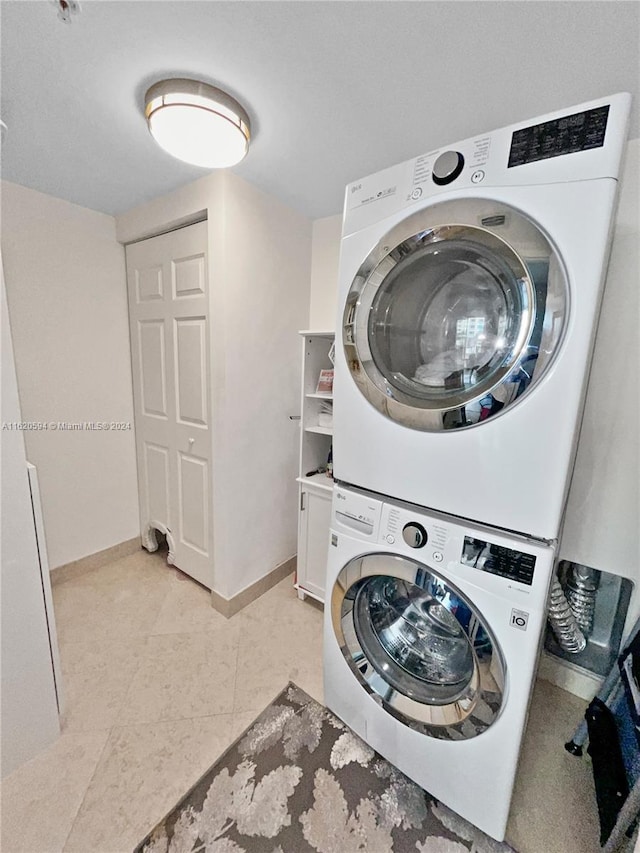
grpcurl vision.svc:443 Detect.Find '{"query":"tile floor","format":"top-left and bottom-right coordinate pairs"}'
top-left (1, 548), bottom-right (604, 853)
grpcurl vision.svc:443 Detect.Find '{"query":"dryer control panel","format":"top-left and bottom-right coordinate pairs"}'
top-left (508, 105), bottom-right (609, 168)
top-left (341, 92), bottom-right (630, 239)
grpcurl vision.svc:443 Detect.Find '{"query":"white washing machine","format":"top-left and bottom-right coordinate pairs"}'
top-left (324, 483), bottom-right (556, 840)
top-left (334, 93), bottom-right (631, 541)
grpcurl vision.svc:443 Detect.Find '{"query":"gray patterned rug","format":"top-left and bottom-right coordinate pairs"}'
top-left (135, 683), bottom-right (515, 853)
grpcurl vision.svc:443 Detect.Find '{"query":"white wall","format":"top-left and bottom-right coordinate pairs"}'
top-left (560, 139), bottom-right (640, 580)
top-left (116, 170), bottom-right (312, 600)
top-left (1, 182), bottom-right (139, 568)
top-left (309, 214), bottom-right (342, 330)
top-left (216, 171), bottom-right (311, 596)
top-left (307, 142), bottom-right (640, 589)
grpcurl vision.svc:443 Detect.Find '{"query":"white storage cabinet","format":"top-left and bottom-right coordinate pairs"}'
top-left (295, 331), bottom-right (334, 602)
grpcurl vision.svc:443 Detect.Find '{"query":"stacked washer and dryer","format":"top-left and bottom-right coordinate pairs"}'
top-left (324, 93), bottom-right (631, 841)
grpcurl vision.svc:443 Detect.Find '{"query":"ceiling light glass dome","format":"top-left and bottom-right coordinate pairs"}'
top-left (144, 78), bottom-right (251, 169)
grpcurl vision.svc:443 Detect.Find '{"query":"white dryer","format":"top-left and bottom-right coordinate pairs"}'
top-left (324, 483), bottom-right (556, 841)
top-left (334, 93), bottom-right (631, 541)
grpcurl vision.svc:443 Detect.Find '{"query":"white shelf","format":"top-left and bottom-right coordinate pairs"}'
top-left (296, 474), bottom-right (333, 493)
top-left (306, 392), bottom-right (333, 400)
top-left (305, 425), bottom-right (332, 435)
top-left (299, 329), bottom-right (334, 337)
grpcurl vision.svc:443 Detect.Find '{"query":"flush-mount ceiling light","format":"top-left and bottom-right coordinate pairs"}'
top-left (144, 78), bottom-right (251, 169)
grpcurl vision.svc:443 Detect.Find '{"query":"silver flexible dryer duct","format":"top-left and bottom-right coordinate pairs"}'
top-left (565, 564), bottom-right (599, 638)
top-left (547, 575), bottom-right (587, 654)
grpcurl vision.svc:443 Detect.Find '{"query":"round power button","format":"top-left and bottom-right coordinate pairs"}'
top-left (433, 551), bottom-right (444, 563)
top-left (402, 522), bottom-right (428, 548)
top-left (471, 169), bottom-right (485, 184)
top-left (432, 150), bottom-right (465, 186)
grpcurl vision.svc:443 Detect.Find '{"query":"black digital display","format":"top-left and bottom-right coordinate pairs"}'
top-left (508, 105), bottom-right (609, 168)
top-left (461, 536), bottom-right (536, 585)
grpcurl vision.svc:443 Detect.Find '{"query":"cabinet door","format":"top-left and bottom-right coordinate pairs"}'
top-left (126, 221), bottom-right (212, 589)
top-left (298, 487), bottom-right (332, 601)
top-left (1, 263), bottom-right (59, 776)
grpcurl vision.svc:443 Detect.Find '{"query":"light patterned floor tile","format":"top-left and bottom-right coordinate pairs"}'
top-left (53, 552), bottom-right (174, 646)
top-left (507, 679), bottom-right (601, 853)
top-left (59, 549), bottom-right (174, 593)
top-left (59, 636), bottom-right (149, 733)
top-left (1, 730), bottom-right (109, 853)
top-left (63, 714), bottom-right (238, 853)
top-left (150, 570), bottom-right (228, 635)
top-left (118, 623), bottom-right (240, 725)
top-left (232, 576), bottom-right (324, 713)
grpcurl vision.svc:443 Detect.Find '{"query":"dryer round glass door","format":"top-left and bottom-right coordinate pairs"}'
top-left (343, 197), bottom-right (568, 431)
top-left (332, 552), bottom-right (506, 740)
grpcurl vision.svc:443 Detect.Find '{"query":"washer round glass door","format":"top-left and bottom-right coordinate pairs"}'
top-left (332, 553), bottom-right (506, 740)
top-left (343, 198), bottom-right (568, 430)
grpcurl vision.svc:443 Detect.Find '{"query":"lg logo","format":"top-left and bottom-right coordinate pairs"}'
top-left (510, 609), bottom-right (529, 631)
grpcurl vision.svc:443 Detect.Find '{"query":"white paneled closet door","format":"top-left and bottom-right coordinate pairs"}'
top-left (126, 221), bottom-right (213, 588)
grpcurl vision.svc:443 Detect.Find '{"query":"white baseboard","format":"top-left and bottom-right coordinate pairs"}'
top-left (50, 537), bottom-right (141, 586)
top-left (210, 556), bottom-right (296, 618)
top-left (538, 651), bottom-right (604, 701)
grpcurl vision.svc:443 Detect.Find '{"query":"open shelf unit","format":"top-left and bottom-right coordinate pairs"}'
top-left (295, 330), bottom-right (334, 603)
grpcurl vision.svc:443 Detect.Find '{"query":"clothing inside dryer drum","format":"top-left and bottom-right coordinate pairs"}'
top-left (367, 239), bottom-right (545, 416)
top-left (353, 575), bottom-right (483, 705)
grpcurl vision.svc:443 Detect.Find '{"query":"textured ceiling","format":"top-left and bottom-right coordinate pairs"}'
top-left (1, 1), bottom-right (639, 220)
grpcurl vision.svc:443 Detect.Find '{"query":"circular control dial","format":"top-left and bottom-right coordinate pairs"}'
top-left (402, 522), bottom-right (428, 549)
top-left (432, 150), bottom-right (465, 185)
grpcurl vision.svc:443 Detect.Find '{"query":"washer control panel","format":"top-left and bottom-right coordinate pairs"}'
top-left (331, 486), bottom-right (555, 605)
top-left (332, 486), bottom-right (551, 598)
top-left (461, 535), bottom-right (536, 586)
top-left (381, 505), bottom-right (448, 562)
top-left (378, 500), bottom-right (538, 586)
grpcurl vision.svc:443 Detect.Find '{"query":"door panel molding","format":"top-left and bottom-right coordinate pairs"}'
top-left (173, 253), bottom-right (206, 298)
top-left (143, 441), bottom-right (170, 531)
top-left (138, 320), bottom-right (168, 418)
top-left (135, 264), bottom-right (164, 302)
top-left (177, 451), bottom-right (209, 555)
top-left (174, 317), bottom-right (208, 427)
